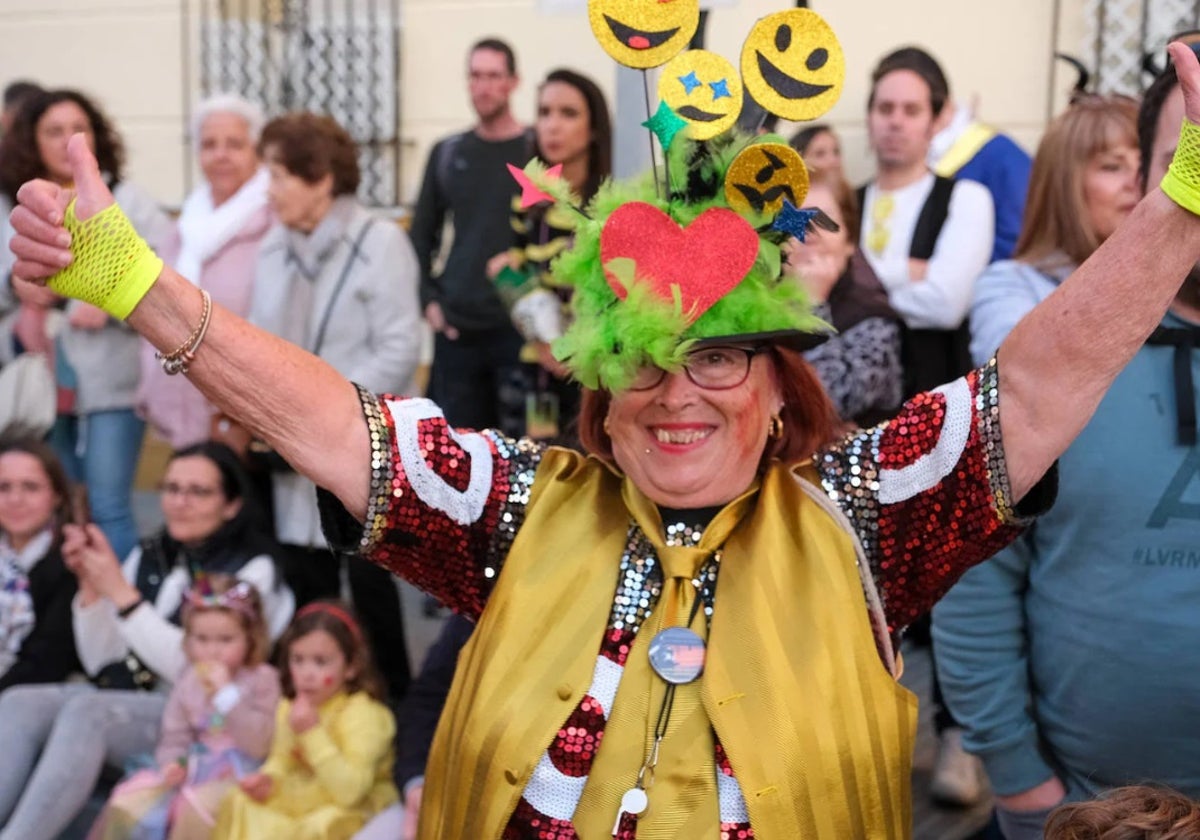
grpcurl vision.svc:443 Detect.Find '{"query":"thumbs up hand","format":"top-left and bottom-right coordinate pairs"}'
top-left (9, 133), bottom-right (162, 320)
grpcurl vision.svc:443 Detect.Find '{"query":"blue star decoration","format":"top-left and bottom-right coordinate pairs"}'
top-left (643, 100), bottom-right (688, 152)
top-left (678, 71), bottom-right (702, 94)
top-left (772, 200), bottom-right (820, 242)
top-left (709, 78), bottom-right (732, 100)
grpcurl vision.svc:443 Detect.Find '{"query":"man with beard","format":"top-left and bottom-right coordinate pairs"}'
top-left (409, 38), bottom-right (531, 433)
top-left (933, 51), bottom-right (1200, 840)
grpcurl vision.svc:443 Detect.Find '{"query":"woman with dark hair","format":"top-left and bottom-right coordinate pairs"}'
top-left (0, 88), bottom-right (170, 562)
top-left (245, 111), bottom-right (419, 704)
top-left (789, 122), bottom-right (843, 179)
top-left (0, 437), bottom-right (78, 693)
top-left (487, 67), bottom-right (613, 440)
top-left (0, 441), bottom-right (292, 840)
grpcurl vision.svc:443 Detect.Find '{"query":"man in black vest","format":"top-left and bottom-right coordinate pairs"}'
top-left (859, 47), bottom-right (995, 399)
top-left (409, 38), bottom-right (531, 434)
top-left (859, 46), bottom-right (996, 809)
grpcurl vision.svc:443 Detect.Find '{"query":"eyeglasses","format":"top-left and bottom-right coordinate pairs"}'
top-left (628, 345), bottom-right (768, 392)
top-left (159, 482), bottom-right (220, 501)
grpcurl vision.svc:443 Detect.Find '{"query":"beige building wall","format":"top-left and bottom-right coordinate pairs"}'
top-left (0, 0), bottom-right (1092, 208)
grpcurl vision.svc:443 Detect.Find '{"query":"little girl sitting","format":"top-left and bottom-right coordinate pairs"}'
top-left (90, 575), bottom-right (280, 839)
top-left (215, 601), bottom-right (398, 839)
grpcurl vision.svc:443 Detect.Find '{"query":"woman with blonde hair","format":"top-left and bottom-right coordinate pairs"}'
top-left (967, 93), bottom-right (1140, 362)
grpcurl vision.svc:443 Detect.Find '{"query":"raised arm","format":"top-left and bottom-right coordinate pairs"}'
top-left (8, 139), bottom-right (373, 519)
top-left (999, 42), bottom-right (1200, 500)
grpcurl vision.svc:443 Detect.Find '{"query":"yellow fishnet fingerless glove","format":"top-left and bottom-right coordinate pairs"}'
top-left (48, 199), bottom-right (163, 320)
top-left (1161, 118), bottom-right (1200, 215)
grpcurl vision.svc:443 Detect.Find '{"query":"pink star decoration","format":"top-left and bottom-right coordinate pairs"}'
top-left (507, 163), bottom-right (563, 208)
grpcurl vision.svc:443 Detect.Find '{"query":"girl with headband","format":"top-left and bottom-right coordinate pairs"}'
top-left (215, 600), bottom-right (397, 838)
top-left (89, 574), bottom-right (279, 839)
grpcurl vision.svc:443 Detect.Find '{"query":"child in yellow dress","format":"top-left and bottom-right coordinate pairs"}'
top-left (89, 575), bottom-right (280, 839)
top-left (214, 601), bottom-right (397, 840)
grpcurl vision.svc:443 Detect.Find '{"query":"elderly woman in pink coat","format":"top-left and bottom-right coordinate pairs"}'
top-left (137, 94), bottom-right (272, 450)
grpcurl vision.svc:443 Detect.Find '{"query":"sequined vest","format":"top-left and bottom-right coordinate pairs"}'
top-left (420, 449), bottom-right (918, 839)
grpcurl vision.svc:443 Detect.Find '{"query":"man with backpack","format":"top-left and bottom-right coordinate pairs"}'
top-left (409, 37), bottom-right (531, 433)
top-left (859, 46), bottom-right (995, 399)
top-left (858, 45), bottom-right (996, 809)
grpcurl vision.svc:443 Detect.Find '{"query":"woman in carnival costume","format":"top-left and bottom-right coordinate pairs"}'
top-left (10, 4), bottom-right (1200, 831)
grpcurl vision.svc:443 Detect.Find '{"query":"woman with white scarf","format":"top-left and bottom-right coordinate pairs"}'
top-left (137, 94), bottom-right (273, 449)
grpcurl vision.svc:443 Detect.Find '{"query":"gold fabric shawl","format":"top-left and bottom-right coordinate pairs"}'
top-left (419, 448), bottom-right (917, 839)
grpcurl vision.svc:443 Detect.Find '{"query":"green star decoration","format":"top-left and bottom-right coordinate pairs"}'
top-left (642, 100), bottom-right (687, 152)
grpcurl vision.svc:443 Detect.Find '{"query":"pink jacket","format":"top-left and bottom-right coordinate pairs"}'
top-left (137, 205), bottom-right (274, 448)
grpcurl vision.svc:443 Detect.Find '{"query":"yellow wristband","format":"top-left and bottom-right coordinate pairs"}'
top-left (1161, 118), bottom-right (1200, 216)
top-left (48, 199), bottom-right (163, 320)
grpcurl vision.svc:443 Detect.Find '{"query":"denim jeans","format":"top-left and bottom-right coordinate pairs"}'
top-left (50, 408), bottom-right (145, 560)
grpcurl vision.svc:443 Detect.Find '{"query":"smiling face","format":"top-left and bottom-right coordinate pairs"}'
top-left (0, 452), bottom-right (60, 551)
top-left (198, 111), bottom-right (259, 207)
top-left (867, 69), bottom-right (937, 173)
top-left (160, 455), bottom-right (241, 547)
top-left (588, 0), bottom-right (700, 69)
top-left (288, 628), bottom-right (354, 706)
top-left (659, 50), bottom-right (743, 140)
top-left (36, 100), bottom-right (95, 184)
top-left (606, 351), bottom-right (782, 508)
top-left (740, 9), bottom-right (845, 122)
top-left (537, 80), bottom-right (592, 168)
top-left (1083, 143), bottom-right (1140, 242)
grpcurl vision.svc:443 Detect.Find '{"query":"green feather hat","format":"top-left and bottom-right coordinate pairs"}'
top-left (547, 130), bottom-right (831, 392)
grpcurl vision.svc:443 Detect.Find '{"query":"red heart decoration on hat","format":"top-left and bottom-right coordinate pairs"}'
top-left (600, 202), bottom-right (761, 323)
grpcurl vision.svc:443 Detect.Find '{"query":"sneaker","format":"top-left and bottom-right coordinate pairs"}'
top-left (930, 727), bottom-right (985, 807)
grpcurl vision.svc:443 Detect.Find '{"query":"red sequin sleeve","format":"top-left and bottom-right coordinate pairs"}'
top-left (319, 386), bottom-right (545, 621)
top-left (814, 359), bottom-right (1055, 634)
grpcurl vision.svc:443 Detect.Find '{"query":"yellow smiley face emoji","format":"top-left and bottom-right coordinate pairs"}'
top-left (724, 142), bottom-right (810, 219)
top-left (588, 0), bottom-right (700, 69)
top-left (740, 9), bottom-right (845, 122)
top-left (658, 50), bottom-right (743, 140)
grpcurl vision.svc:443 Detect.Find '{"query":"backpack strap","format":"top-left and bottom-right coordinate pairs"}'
top-left (434, 132), bottom-right (467, 199)
top-left (909, 174), bottom-right (955, 260)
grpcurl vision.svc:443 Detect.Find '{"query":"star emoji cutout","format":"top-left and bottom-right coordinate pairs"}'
top-left (506, 163), bottom-right (560, 209)
top-left (771, 200), bottom-right (821, 241)
top-left (678, 71), bottom-right (702, 94)
top-left (642, 100), bottom-right (687, 152)
top-left (709, 78), bottom-right (732, 100)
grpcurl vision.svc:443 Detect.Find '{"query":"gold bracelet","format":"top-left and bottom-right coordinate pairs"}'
top-left (155, 289), bottom-right (212, 375)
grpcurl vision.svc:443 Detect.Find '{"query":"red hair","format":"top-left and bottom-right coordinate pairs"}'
top-left (578, 346), bottom-right (839, 469)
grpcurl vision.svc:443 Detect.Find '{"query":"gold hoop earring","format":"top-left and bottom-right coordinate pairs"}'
top-left (768, 414), bottom-right (784, 439)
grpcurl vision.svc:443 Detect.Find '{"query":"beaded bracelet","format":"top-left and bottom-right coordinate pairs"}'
top-left (155, 289), bottom-right (212, 375)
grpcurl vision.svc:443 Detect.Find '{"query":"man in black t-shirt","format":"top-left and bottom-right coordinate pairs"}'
top-left (409, 38), bottom-right (530, 433)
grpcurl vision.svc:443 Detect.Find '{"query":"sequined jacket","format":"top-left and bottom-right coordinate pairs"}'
top-left (322, 360), bottom-right (1051, 838)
